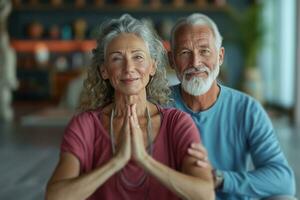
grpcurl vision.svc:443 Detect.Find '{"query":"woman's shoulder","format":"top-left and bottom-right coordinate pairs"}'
top-left (73, 109), bottom-right (100, 120)
top-left (67, 108), bottom-right (104, 129)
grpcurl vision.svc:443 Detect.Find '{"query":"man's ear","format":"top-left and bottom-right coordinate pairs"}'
top-left (99, 64), bottom-right (109, 80)
top-left (168, 51), bottom-right (175, 70)
top-left (218, 47), bottom-right (225, 66)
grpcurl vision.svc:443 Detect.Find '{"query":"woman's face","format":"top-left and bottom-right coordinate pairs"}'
top-left (101, 33), bottom-right (156, 96)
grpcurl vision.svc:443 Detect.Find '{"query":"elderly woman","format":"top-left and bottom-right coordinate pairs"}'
top-left (46, 14), bottom-right (214, 200)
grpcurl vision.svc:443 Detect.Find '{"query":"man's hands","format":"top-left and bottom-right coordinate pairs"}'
top-left (188, 143), bottom-right (224, 189)
top-left (187, 143), bottom-right (210, 168)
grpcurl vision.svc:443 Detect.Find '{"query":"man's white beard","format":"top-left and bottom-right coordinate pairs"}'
top-left (180, 62), bottom-right (220, 96)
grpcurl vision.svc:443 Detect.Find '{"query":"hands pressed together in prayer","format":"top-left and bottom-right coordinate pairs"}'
top-left (115, 104), bottom-right (150, 167)
top-left (116, 104), bottom-right (213, 181)
top-left (116, 104), bottom-right (212, 173)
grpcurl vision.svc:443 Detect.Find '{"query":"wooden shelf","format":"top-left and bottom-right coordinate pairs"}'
top-left (11, 40), bottom-right (171, 52)
top-left (11, 40), bottom-right (96, 53)
top-left (12, 4), bottom-right (230, 13)
top-left (10, 1), bottom-right (231, 102)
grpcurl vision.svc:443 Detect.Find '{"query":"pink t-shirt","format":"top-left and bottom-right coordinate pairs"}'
top-left (61, 106), bottom-right (201, 200)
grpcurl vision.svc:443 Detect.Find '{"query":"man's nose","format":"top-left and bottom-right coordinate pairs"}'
top-left (191, 52), bottom-right (202, 67)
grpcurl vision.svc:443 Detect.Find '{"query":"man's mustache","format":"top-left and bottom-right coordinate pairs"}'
top-left (183, 66), bottom-right (210, 75)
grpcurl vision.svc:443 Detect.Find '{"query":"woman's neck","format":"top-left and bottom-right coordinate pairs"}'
top-left (113, 92), bottom-right (148, 117)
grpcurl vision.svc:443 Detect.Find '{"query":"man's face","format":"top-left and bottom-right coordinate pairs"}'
top-left (172, 24), bottom-right (224, 96)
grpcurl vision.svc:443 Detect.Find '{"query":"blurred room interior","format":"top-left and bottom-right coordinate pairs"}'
top-left (0, 0), bottom-right (299, 199)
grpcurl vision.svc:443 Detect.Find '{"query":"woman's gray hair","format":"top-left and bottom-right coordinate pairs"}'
top-left (170, 13), bottom-right (223, 50)
top-left (78, 14), bottom-right (171, 111)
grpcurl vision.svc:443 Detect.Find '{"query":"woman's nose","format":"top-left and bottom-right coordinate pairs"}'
top-left (124, 57), bottom-right (135, 72)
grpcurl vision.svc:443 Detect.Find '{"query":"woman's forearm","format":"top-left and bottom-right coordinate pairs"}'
top-left (139, 154), bottom-right (215, 200)
top-left (46, 157), bottom-right (125, 200)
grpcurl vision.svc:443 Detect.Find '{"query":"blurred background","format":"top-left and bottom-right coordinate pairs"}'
top-left (0, 0), bottom-right (299, 199)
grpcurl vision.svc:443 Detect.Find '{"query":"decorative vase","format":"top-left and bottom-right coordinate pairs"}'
top-left (117, 0), bottom-right (141, 7)
top-left (194, 0), bottom-right (207, 7)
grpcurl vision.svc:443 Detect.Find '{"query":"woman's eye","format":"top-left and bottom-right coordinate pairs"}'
top-left (111, 56), bottom-right (123, 62)
top-left (133, 55), bottom-right (144, 61)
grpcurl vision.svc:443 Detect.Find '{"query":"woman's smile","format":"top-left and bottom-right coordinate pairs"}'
top-left (121, 77), bottom-right (139, 84)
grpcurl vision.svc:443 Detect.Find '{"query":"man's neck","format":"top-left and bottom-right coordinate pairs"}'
top-left (180, 82), bottom-right (220, 112)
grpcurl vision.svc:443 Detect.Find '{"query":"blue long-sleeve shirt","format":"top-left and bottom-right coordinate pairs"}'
top-left (171, 84), bottom-right (295, 200)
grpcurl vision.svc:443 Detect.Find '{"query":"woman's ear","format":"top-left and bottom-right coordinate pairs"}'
top-left (99, 64), bottom-right (109, 80)
top-left (150, 60), bottom-right (157, 76)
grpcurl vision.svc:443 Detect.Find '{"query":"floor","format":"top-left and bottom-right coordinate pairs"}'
top-left (0, 106), bottom-right (299, 200)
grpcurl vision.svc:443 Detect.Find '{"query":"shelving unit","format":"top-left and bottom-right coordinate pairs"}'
top-left (11, 4), bottom-right (231, 12)
top-left (9, 1), bottom-right (232, 102)
top-left (11, 40), bottom-right (96, 52)
top-left (11, 40), bottom-right (93, 101)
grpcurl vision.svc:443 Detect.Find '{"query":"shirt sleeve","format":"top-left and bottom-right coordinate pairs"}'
top-left (61, 112), bottom-right (95, 171)
top-left (168, 109), bottom-right (201, 169)
top-left (220, 101), bottom-right (296, 198)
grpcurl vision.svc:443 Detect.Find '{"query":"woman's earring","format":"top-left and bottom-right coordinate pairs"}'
top-left (150, 75), bottom-right (154, 82)
top-left (99, 66), bottom-right (108, 80)
top-left (147, 75), bottom-right (154, 86)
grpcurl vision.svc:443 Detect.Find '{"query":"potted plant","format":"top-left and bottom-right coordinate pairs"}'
top-left (229, 3), bottom-right (265, 102)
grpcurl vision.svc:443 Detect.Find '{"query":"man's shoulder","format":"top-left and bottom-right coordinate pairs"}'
top-left (219, 84), bottom-right (265, 114)
top-left (220, 84), bottom-right (245, 97)
top-left (220, 84), bottom-right (256, 103)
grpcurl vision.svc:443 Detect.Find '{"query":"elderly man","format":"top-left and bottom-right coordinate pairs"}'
top-left (169, 13), bottom-right (296, 200)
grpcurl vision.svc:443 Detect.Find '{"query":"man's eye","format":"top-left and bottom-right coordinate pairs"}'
top-left (180, 51), bottom-right (190, 55)
top-left (201, 49), bottom-right (210, 55)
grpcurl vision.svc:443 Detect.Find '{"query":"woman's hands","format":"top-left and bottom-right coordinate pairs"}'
top-left (114, 104), bottom-right (149, 165)
top-left (114, 106), bottom-right (132, 166)
top-left (129, 104), bottom-right (148, 162)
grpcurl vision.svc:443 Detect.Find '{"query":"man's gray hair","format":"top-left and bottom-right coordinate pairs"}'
top-left (170, 13), bottom-right (223, 50)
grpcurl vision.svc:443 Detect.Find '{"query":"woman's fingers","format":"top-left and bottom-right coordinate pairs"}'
top-left (129, 104), bottom-right (147, 162)
top-left (115, 105), bottom-right (131, 163)
top-left (130, 104), bottom-right (139, 128)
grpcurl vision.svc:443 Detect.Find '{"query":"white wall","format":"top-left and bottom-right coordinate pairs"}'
top-left (295, 0), bottom-right (300, 127)
top-left (260, 0), bottom-right (296, 108)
